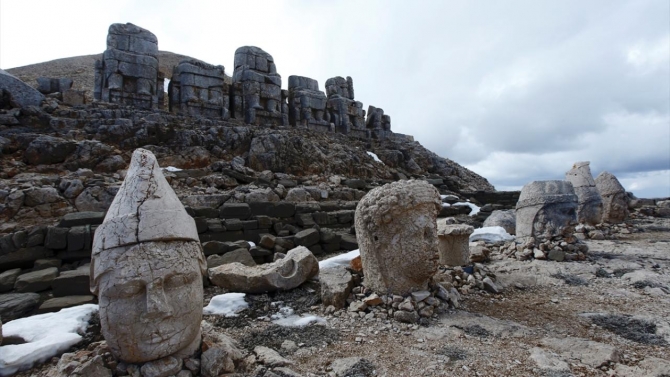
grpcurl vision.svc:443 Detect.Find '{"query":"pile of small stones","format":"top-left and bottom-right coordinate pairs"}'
top-left (328, 284), bottom-right (457, 325)
top-left (326, 263), bottom-right (504, 325)
top-left (573, 222), bottom-right (638, 241)
top-left (491, 235), bottom-right (589, 262)
top-left (433, 263), bottom-right (503, 295)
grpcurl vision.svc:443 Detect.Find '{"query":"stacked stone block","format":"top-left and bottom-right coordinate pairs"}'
top-left (94, 23), bottom-right (164, 110)
top-left (287, 75), bottom-right (330, 131)
top-left (325, 76), bottom-right (366, 138)
top-left (366, 105), bottom-right (392, 139)
top-left (169, 59), bottom-right (229, 119)
top-left (231, 46), bottom-right (286, 126)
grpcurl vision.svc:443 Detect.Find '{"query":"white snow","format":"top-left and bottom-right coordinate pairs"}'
top-left (442, 203), bottom-right (451, 208)
top-left (247, 241), bottom-right (256, 247)
top-left (271, 306), bottom-right (327, 327)
top-left (0, 304), bottom-right (98, 376)
top-left (163, 166), bottom-right (182, 172)
top-left (203, 293), bottom-right (249, 316)
top-left (453, 202), bottom-right (481, 216)
top-left (366, 151), bottom-right (384, 164)
top-left (318, 249), bottom-right (360, 270)
top-left (470, 226), bottom-right (515, 243)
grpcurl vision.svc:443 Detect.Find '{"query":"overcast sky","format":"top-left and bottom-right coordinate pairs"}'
top-left (1, 0), bottom-right (668, 198)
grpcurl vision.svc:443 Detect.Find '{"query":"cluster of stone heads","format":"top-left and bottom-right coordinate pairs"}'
top-left (86, 148), bottom-right (463, 367)
top-left (516, 161), bottom-right (629, 242)
top-left (94, 23), bottom-right (393, 139)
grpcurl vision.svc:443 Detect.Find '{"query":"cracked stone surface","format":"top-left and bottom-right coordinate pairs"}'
top-left (354, 180), bottom-right (441, 295)
top-left (91, 148), bottom-right (207, 363)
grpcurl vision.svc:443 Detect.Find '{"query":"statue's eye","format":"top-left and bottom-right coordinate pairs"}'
top-left (106, 281), bottom-right (144, 298)
top-left (164, 272), bottom-right (197, 289)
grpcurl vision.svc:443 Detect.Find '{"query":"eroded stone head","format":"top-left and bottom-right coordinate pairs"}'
top-left (595, 171), bottom-right (629, 223)
top-left (354, 180), bottom-right (441, 295)
top-left (91, 148), bottom-right (206, 363)
top-left (516, 180), bottom-right (578, 241)
top-left (565, 161), bottom-right (603, 224)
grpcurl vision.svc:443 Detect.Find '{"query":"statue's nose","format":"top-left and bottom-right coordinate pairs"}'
top-left (143, 281), bottom-right (172, 321)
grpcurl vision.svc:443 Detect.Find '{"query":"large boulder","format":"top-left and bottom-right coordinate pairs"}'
top-left (0, 292), bottom-right (40, 320)
top-left (208, 246), bottom-right (319, 293)
top-left (319, 265), bottom-right (354, 309)
top-left (24, 136), bottom-right (77, 165)
top-left (0, 69), bottom-right (45, 108)
top-left (354, 180), bottom-right (441, 295)
top-left (482, 209), bottom-right (516, 235)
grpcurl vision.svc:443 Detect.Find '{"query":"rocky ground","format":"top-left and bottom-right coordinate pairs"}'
top-left (16, 214), bottom-right (670, 377)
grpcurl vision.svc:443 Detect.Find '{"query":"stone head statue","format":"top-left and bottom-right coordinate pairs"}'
top-left (354, 180), bottom-right (441, 295)
top-left (595, 171), bottom-right (629, 223)
top-left (565, 161), bottom-right (603, 224)
top-left (516, 180), bottom-right (578, 241)
top-left (91, 148), bottom-right (206, 363)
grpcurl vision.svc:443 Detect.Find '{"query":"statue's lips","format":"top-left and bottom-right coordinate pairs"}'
top-left (138, 324), bottom-right (189, 345)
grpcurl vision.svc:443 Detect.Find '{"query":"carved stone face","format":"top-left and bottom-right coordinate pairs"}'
top-left (532, 202), bottom-right (578, 240)
top-left (93, 241), bottom-right (204, 363)
top-left (354, 180), bottom-right (441, 295)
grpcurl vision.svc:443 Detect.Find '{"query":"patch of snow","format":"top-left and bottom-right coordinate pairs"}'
top-left (453, 202), bottom-right (481, 216)
top-left (366, 151), bottom-right (384, 164)
top-left (164, 166), bottom-right (182, 172)
top-left (271, 305), bottom-right (327, 327)
top-left (203, 293), bottom-right (248, 317)
top-left (470, 226), bottom-right (515, 243)
top-left (319, 249), bottom-right (360, 270)
top-left (0, 304), bottom-right (98, 376)
top-left (247, 241), bottom-right (256, 248)
top-left (442, 203), bottom-right (451, 208)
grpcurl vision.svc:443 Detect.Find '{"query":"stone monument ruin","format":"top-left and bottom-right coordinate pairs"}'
top-left (565, 161), bottom-right (603, 225)
top-left (595, 171), bottom-right (629, 223)
top-left (231, 46), bottom-right (286, 126)
top-left (90, 148), bottom-right (206, 363)
top-left (287, 75), bottom-right (330, 131)
top-left (325, 76), bottom-right (367, 138)
top-left (354, 180), bottom-right (441, 295)
top-left (515, 180), bottom-right (579, 242)
top-left (94, 23), bottom-right (164, 110)
top-left (366, 105), bottom-right (392, 139)
top-left (168, 59), bottom-right (229, 119)
top-left (437, 222), bottom-right (474, 267)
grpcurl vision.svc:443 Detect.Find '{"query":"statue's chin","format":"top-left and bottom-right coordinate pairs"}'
top-left (108, 329), bottom-right (201, 363)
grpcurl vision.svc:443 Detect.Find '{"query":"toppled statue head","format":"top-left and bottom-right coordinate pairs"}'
top-left (516, 180), bottom-right (578, 242)
top-left (91, 148), bottom-right (206, 363)
top-left (354, 180), bottom-right (441, 295)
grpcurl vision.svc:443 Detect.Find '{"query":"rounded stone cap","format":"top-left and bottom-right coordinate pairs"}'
top-left (566, 161), bottom-right (596, 188)
top-left (93, 148), bottom-right (199, 253)
top-left (437, 223), bottom-right (475, 236)
top-left (516, 180), bottom-right (577, 209)
top-left (595, 171), bottom-right (626, 196)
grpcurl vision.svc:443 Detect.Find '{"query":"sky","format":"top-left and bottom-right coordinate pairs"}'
top-left (1, 0), bottom-right (669, 198)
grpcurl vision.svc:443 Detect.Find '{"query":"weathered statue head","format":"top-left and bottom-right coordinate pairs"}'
top-left (565, 161), bottom-right (603, 224)
top-left (595, 171), bottom-right (629, 223)
top-left (91, 148), bottom-right (206, 363)
top-left (354, 180), bottom-right (441, 295)
top-left (516, 180), bottom-right (578, 242)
